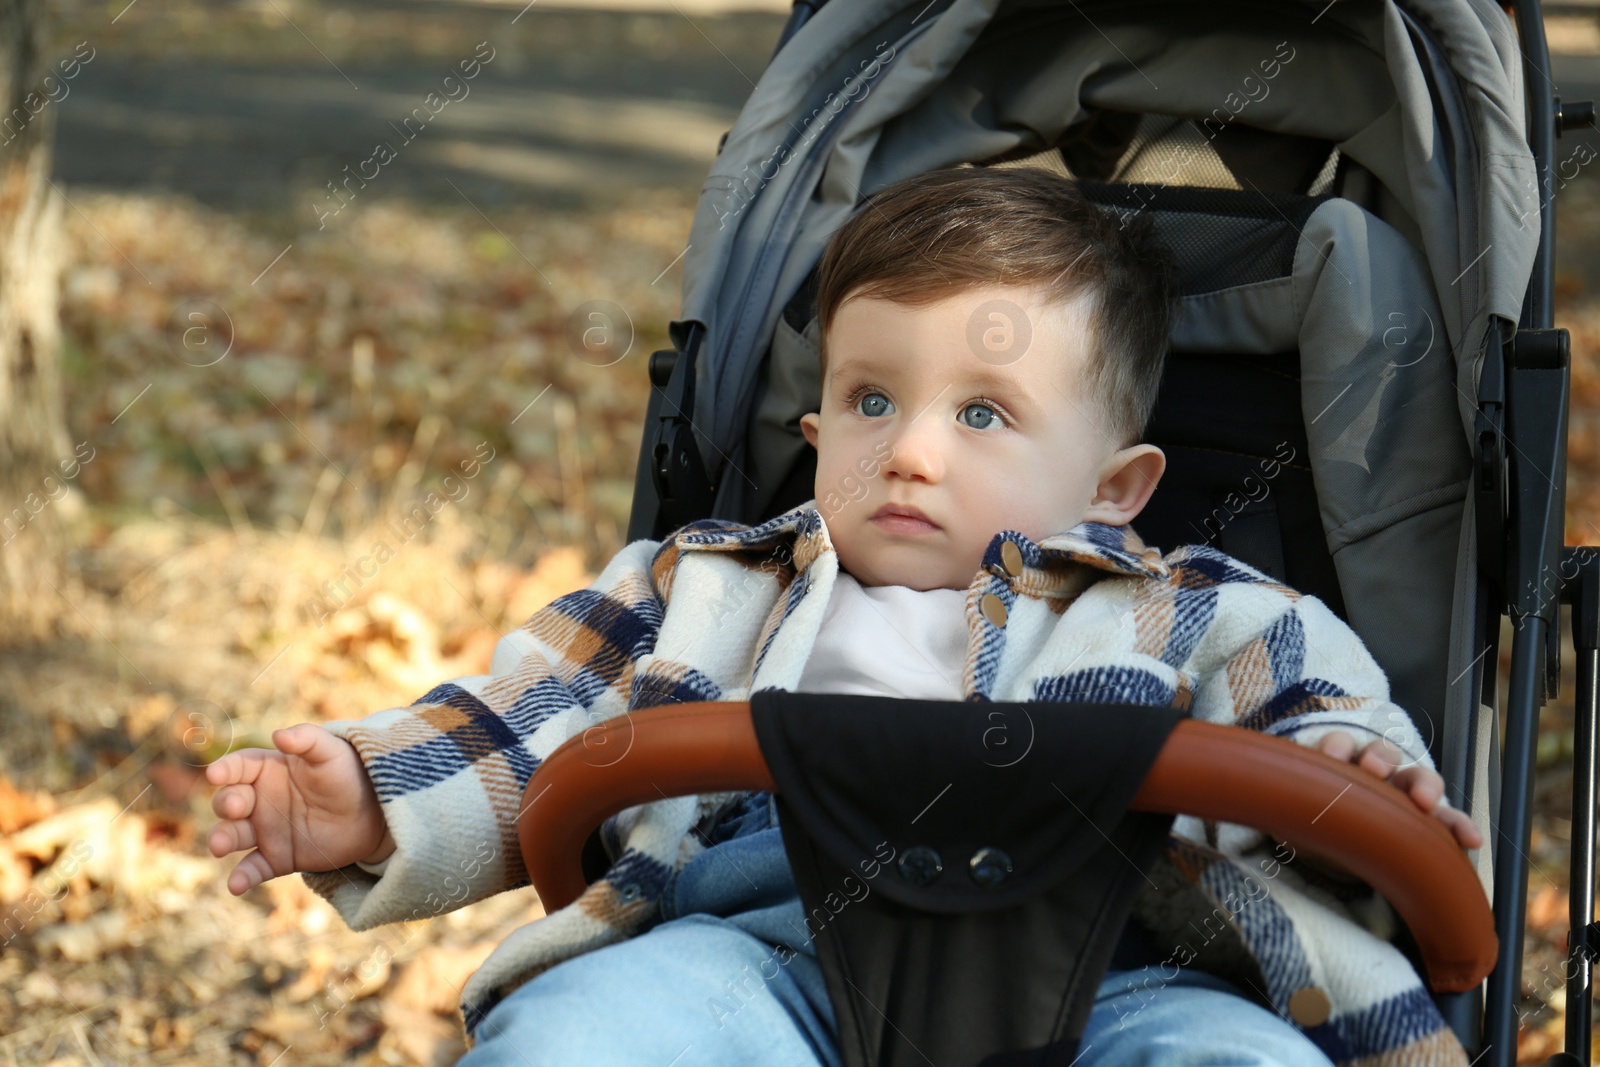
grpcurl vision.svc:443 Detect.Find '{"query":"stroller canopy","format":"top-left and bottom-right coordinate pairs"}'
top-left (662, 0), bottom-right (1540, 824)
top-left (678, 0), bottom-right (1537, 454)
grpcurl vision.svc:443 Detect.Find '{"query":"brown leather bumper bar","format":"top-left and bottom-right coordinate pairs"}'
top-left (516, 700), bottom-right (1497, 993)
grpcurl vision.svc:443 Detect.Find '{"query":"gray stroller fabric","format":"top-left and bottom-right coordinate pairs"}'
top-left (668, 0), bottom-right (1539, 880)
top-left (677, 0), bottom-right (1536, 451)
top-left (1142, 193), bottom-right (1472, 747)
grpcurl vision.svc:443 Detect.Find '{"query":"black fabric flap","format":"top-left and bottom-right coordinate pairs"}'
top-left (750, 692), bottom-right (1187, 913)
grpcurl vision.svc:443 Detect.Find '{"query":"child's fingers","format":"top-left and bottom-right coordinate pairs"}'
top-left (273, 724), bottom-right (337, 764)
top-left (205, 748), bottom-right (265, 787)
top-left (226, 850), bottom-right (276, 896)
top-left (1390, 765), bottom-right (1444, 812)
top-left (1313, 731), bottom-right (1357, 761)
top-left (1354, 738), bottom-right (1405, 780)
top-left (210, 783), bottom-right (258, 822)
top-left (1435, 804), bottom-right (1484, 850)
top-left (1313, 733), bottom-right (1482, 851)
top-left (204, 756), bottom-right (230, 786)
top-left (208, 818), bottom-right (257, 858)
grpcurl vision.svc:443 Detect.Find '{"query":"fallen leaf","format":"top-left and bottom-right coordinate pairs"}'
top-left (146, 761), bottom-right (204, 805)
top-left (384, 941), bottom-right (497, 1015)
top-left (506, 547), bottom-right (593, 625)
top-left (0, 775), bottom-right (57, 834)
top-left (1529, 884), bottom-right (1566, 933)
top-left (35, 911), bottom-right (130, 962)
top-left (0, 840), bottom-right (34, 904)
top-left (379, 1001), bottom-right (464, 1067)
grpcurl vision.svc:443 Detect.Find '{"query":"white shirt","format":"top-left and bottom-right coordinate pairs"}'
top-left (355, 572), bottom-right (970, 879)
top-left (794, 569), bottom-right (969, 700)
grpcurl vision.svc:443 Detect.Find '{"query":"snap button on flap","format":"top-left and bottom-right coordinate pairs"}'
top-left (1000, 540), bottom-right (1023, 576)
top-left (898, 845), bottom-right (943, 886)
top-left (968, 846), bottom-right (1013, 887)
top-left (980, 593), bottom-right (1008, 627)
top-left (1288, 986), bottom-right (1331, 1027)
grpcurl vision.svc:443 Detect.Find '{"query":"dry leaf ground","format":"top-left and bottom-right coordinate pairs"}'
top-left (1, 164), bottom-right (699, 1061)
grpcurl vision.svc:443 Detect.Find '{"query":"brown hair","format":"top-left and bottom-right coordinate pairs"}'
top-left (814, 165), bottom-right (1179, 448)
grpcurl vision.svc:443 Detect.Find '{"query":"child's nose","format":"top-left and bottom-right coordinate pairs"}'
top-left (881, 417), bottom-right (945, 483)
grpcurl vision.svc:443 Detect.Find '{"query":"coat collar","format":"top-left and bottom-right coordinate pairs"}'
top-left (673, 500), bottom-right (1171, 591)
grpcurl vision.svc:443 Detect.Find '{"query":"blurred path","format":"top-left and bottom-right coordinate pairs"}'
top-left (53, 3), bottom-right (790, 212)
top-left (52, 2), bottom-right (1600, 221)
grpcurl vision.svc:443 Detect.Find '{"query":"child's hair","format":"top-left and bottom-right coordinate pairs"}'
top-left (814, 165), bottom-right (1180, 448)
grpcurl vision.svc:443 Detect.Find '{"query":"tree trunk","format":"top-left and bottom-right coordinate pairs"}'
top-left (0, 0), bottom-right (70, 640)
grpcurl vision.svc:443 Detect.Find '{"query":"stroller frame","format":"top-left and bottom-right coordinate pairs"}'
top-left (622, 1), bottom-right (1600, 1062)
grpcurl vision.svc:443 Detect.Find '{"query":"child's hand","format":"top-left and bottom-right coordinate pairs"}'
top-left (1312, 731), bottom-right (1483, 850)
top-left (204, 724), bottom-right (394, 895)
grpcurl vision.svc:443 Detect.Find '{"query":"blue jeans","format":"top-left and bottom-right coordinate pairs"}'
top-left (460, 792), bottom-right (1334, 1066)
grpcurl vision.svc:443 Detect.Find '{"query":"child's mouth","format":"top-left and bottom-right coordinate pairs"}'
top-left (869, 506), bottom-right (940, 535)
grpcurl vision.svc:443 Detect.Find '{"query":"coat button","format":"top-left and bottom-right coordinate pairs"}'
top-left (969, 846), bottom-right (1013, 887)
top-left (980, 593), bottom-right (1008, 627)
top-left (1288, 986), bottom-right (1331, 1027)
top-left (1000, 540), bottom-right (1024, 577)
top-left (898, 845), bottom-right (943, 886)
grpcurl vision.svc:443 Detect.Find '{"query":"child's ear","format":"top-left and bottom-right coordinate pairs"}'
top-left (1082, 444), bottom-right (1166, 525)
top-left (799, 412), bottom-right (821, 449)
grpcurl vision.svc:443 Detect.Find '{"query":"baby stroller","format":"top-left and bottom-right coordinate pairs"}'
top-left (516, 0), bottom-right (1599, 1062)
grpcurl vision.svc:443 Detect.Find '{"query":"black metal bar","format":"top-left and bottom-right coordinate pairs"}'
top-left (1475, 323), bottom-right (1510, 611)
top-left (1479, 306), bottom-right (1569, 1062)
top-left (1438, 567), bottom-right (1502, 1056)
top-left (1440, 987), bottom-right (1486, 1059)
top-left (627, 322), bottom-right (714, 542)
top-left (771, 0), bottom-right (826, 60)
top-left (1465, 312), bottom-right (1509, 1063)
top-left (1439, 556), bottom-right (1507, 1055)
top-left (1485, 612), bottom-right (1551, 1065)
top-left (627, 395), bottom-right (666, 543)
top-left (1509, 0), bottom-right (1556, 330)
top-left (1564, 549), bottom-right (1600, 1063)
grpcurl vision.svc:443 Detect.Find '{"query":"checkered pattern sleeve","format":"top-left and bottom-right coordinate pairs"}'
top-left (300, 536), bottom-right (676, 930)
top-left (1222, 592), bottom-right (1433, 771)
top-left (1169, 575), bottom-right (1467, 1066)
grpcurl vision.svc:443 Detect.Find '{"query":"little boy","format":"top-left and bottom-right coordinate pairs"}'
top-left (207, 166), bottom-right (1482, 1067)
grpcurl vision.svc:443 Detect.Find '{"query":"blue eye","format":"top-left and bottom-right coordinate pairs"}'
top-left (962, 402), bottom-right (1000, 430)
top-left (858, 392), bottom-right (892, 417)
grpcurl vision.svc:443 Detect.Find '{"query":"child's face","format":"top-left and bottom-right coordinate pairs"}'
top-left (799, 284), bottom-right (1165, 591)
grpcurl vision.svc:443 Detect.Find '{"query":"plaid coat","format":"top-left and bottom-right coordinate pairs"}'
top-left (303, 499), bottom-right (1469, 1065)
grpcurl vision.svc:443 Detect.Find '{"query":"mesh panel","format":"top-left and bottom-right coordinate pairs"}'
top-left (1077, 181), bottom-right (1331, 295)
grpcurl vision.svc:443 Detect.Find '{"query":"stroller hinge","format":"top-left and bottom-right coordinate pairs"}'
top-left (1505, 327), bottom-right (1570, 703)
top-left (1555, 97), bottom-right (1597, 138)
top-left (1505, 327), bottom-right (1570, 618)
top-left (644, 324), bottom-right (718, 537)
top-left (1569, 921), bottom-right (1600, 965)
top-left (1474, 321), bottom-right (1509, 609)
